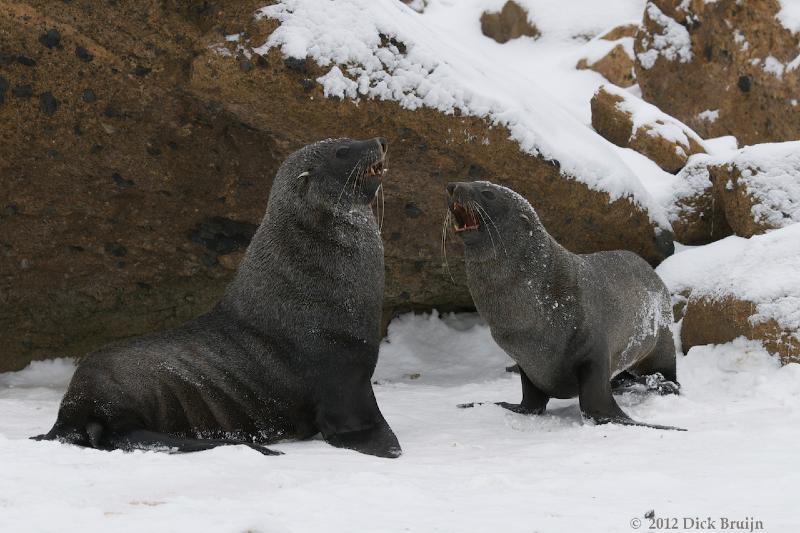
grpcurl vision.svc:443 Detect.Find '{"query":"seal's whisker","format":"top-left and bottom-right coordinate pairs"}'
top-left (470, 201), bottom-right (498, 260)
top-left (379, 182), bottom-right (385, 234)
top-left (441, 210), bottom-right (456, 284)
top-left (338, 159), bottom-right (362, 207)
top-left (473, 202), bottom-right (508, 256)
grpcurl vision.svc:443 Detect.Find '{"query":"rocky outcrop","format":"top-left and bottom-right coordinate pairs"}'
top-left (591, 85), bottom-right (705, 173)
top-left (480, 1), bottom-right (539, 44)
top-left (659, 224), bottom-right (800, 365)
top-left (667, 156), bottom-right (733, 245)
top-left (667, 142), bottom-right (800, 243)
top-left (634, 0), bottom-right (800, 145)
top-left (0, 1), bottom-right (671, 372)
top-left (577, 43), bottom-right (636, 88)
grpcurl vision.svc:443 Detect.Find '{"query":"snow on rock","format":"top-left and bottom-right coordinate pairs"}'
top-left (576, 37), bottom-right (636, 87)
top-left (777, 0), bottom-right (800, 34)
top-left (667, 141), bottom-right (800, 242)
top-left (658, 225), bottom-right (800, 363)
top-left (2, 314), bottom-right (800, 532)
top-left (636, 1), bottom-right (692, 70)
top-left (255, 0), bottom-right (670, 227)
top-left (591, 84), bottom-right (705, 173)
top-left (479, 0), bottom-right (540, 44)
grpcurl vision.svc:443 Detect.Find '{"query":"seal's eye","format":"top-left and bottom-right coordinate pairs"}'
top-left (335, 146), bottom-right (351, 159)
top-left (481, 190), bottom-right (496, 200)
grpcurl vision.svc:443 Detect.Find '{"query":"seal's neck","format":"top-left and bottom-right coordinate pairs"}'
top-left (219, 195), bottom-right (383, 340)
top-left (464, 216), bottom-right (570, 328)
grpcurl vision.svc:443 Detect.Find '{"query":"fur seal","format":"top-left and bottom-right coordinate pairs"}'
top-left (33, 137), bottom-right (402, 457)
top-left (447, 181), bottom-right (681, 430)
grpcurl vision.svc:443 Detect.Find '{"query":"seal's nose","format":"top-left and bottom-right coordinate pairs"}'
top-left (446, 182), bottom-right (464, 197)
top-left (376, 137), bottom-right (388, 155)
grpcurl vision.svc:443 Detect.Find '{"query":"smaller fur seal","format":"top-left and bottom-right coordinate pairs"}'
top-left (447, 181), bottom-right (682, 430)
top-left (33, 137), bottom-right (402, 457)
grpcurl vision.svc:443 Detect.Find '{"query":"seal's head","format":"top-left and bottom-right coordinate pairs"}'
top-left (274, 137), bottom-right (388, 210)
top-left (446, 180), bottom-right (539, 259)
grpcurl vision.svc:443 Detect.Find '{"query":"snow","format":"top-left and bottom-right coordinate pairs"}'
top-left (665, 142), bottom-right (800, 230)
top-left (255, 0), bottom-right (672, 228)
top-left (2, 313), bottom-right (800, 532)
top-left (658, 224), bottom-right (800, 339)
top-left (762, 55), bottom-right (785, 78)
top-left (724, 142), bottom-right (800, 229)
top-left (776, 0), bottom-right (800, 34)
top-left (637, 2), bottom-right (693, 70)
top-left (600, 83), bottom-right (705, 149)
top-left (697, 109), bottom-right (719, 123)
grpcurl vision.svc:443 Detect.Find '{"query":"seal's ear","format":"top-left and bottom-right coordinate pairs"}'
top-left (296, 171), bottom-right (311, 197)
top-left (519, 213), bottom-right (530, 222)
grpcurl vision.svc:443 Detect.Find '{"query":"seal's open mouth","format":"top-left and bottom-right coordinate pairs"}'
top-left (450, 202), bottom-right (480, 232)
top-left (364, 159), bottom-right (386, 178)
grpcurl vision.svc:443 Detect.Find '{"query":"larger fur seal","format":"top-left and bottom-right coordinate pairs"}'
top-left (33, 138), bottom-right (401, 457)
top-left (447, 181), bottom-right (681, 430)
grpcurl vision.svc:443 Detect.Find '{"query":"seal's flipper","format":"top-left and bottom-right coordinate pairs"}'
top-left (579, 359), bottom-right (685, 431)
top-left (317, 375), bottom-right (401, 458)
top-left (324, 417), bottom-right (401, 458)
top-left (112, 430), bottom-right (283, 456)
top-left (611, 371), bottom-right (680, 396)
top-left (459, 368), bottom-right (549, 414)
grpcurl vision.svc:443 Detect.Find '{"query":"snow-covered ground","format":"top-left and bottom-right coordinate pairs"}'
top-left (2, 312), bottom-right (799, 533)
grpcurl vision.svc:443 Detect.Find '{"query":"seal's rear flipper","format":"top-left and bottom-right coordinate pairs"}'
top-left (111, 430), bottom-right (283, 456)
top-left (585, 415), bottom-right (686, 431)
top-left (611, 371), bottom-right (681, 396)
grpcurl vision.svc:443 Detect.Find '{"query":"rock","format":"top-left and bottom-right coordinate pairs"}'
top-left (75, 45), bottom-right (93, 62)
top-left (634, 0), bottom-right (800, 145)
top-left (658, 224), bottom-right (800, 364)
top-left (480, 1), bottom-right (540, 44)
top-left (82, 89), bottom-right (97, 103)
top-left (17, 55), bottom-right (36, 66)
top-left (38, 29), bottom-right (61, 49)
top-left (666, 155), bottom-right (732, 245)
top-left (599, 24), bottom-right (639, 41)
top-left (39, 91), bottom-right (58, 116)
top-left (12, 84), bottom-right (33, 98)
top-left (577, 42), bottom-right (636, 88)
top-left (710, 142), bottom-right (800, 237)
top-left (400, 0), bottom-right (427, 13)
top-left (667, 142), bottom-right (800, 242)
top-left (591, 84), bottom-right (705, 173)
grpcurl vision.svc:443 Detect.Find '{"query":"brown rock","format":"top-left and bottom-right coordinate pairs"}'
top-left (591, 85), bottom-right (705, 173)
top-left (668, 142), bottom-right (800, 243)
top-left (634, 0), bottom-right (800, 145)
top-left (577, 43), bottom-right (636, 88)
top-left (668, 156), bottom-right (733, 245)
top-left (682, 296), bottom-right (800, 365)
top-left (480, 1), bottom-right (540, 44)
top-left (600, 24), bottom-right (639, 41)
top-left (0, 1), bottom-right (672, 372)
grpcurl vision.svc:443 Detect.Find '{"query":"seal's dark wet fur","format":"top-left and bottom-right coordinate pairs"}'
top-left (448, 181), bottom-right (682, 430)
top-left (34, 138), bottom-right (401, 457)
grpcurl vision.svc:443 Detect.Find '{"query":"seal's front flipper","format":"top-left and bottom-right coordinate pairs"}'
top-left (317, 375), bottom-right (401, 458)
top-left (112, 430), bottom-right (283, 456)
top-left (579, 359), bottom-right (685, 431)
top-left (324, 417), bottom-right (401, 458)
top-left (460, 368), bottom-right (549, 414)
